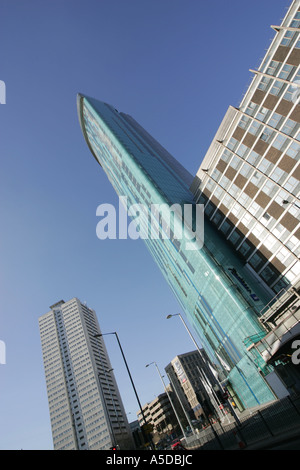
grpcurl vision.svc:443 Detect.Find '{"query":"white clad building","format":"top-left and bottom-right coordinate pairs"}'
top-left (39, 298), bottom-right (134, 450)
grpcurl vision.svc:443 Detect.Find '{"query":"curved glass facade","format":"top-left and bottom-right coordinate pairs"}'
top-left (78, 94), bottom-right (276, 408)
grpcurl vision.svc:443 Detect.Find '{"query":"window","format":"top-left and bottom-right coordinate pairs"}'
top-left (219, 219), bottom-right (234, 236)
top-left (239, 241), bottom-right (253, 258)
top-left (228, 229), bottom-right (243, 247)
top-left (239, 192), bottom-right (251, 207)
top-left (227, 137), bottom-right (239, 151)
top-left (212, 211), bottom-right (223, 226)
top-left (219, 175), bottom-right (230, 190)
top-left (284, 84), bottom-right (295, 101)
top-left (214, 186), bottom-right (224, 200)
top-left (240, 162), bottom-right (253, 178)
top-left (272, 134), bottom-right (288, 151)
top-left (286, 261), bottom-right (300, 282)
top-left (260, 127), bottom-right (275, 142)
top-left (266, 60), bottom-right (280, 76)
top-left (252, 223), bottom-right (266, 239)
top-left (248, 120), bottom-right (262, 136)
top-left (271, 166), bottom-right (286, 184)
top-left (204, 202), bottom-right (215, 217)
top-left (269, 80), bottom-right (285, 96)
top-left (268, 113), bottom-right (283, 129)
top-left (263, 233), bottom-right (279, 251)
top-left (281, 119), bottom-right (299, 137)
top-left (230, 155), bottom-right (241, 169)
top-left (280, 30), bottom-right (297, 47)
top-left (247, 150), bottom-right (261, 166)
top-left (241, 212), bottom-right (254, 228)
top-left (290, 19), bottom-right (300, 28)
top-left (262, 212), bottom-right (271, 221)
top-left (273, 222), bottom-right (287, 240)
top-left (250, 171), bottom-right (265, 188)
top-left (277, 246), bottom-right (290, 263)
top-left (238, 115), bottom-right (250, 129)
top-left (258, 76), bottom-right (271, 91)
top-left (220, 149), bottom-right (232, 163)
top-left (249, 252), bottom-right (266, 270)
top-left (236, 143), bottom-right (248, 159)
top-left (206, 178), bottom-right (216, 192)
top-left (286, 235), bottom-right (300, 252)
top-left (231, 203), bottom-right (244, 218)
top-left (245, 102), bottom-right (258, 117)
top-left (260, 265), bottom-right (279, 284)
top-left (258, 158), bottom-right (274, 176)
top-left (279, 64), bottom-right (295, 81)
top-left (222, 193), bottom-right (234, 209)
top-left (286, 141), bottom-right (300, 160)
top-left (249, 201), bottom-right (260, 216)
top-left (256, 106), bottom-right (270, 122)
top-left (284, 176), bottom-right (299, 194)
top-left (211, 168), bottom-right (221, 182)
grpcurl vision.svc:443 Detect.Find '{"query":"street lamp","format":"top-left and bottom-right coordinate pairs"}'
top-left (166, 313), bottom-right (240, 426)
top-left (282, 199), bottom-right (300, 209)
top-left (94, 332), bottom-right (154, 449)
top-left (166, 371), bottom-right (196, 436)
top-left (145, 361), bottom-right (187, 439)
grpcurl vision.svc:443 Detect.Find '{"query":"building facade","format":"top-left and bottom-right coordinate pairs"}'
top-left (39, 298), bottom-right (133, 450)
top-left (165, 350), bottom-right (223, 420)
top-left (191, 0), bottom-right (300, 393)
top-left (137, 389), bottom-right (186, 440)
top-left (192, 0), bottom-right (300, 297)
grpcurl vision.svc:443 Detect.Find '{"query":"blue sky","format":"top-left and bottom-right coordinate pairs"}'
top-left (0, 0), bottom-right (290, 450)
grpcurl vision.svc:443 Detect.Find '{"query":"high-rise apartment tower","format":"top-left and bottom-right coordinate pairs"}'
top-left (39, 298), bottom-right (134, 450)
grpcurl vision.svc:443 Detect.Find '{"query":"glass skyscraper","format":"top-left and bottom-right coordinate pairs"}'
top-left (77, 94), bottom-right (277, 410)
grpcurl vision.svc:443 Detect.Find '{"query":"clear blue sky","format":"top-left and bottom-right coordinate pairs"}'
top-left (0, 0), bottom-right (290, 450)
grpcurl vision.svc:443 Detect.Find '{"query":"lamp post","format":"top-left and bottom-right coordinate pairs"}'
top-left (282, 199), bottom-right (300, 210)
top-left (145, 361), bottom-right (187, 439)
top-left (166, 313), bottom-right (240, 426)
top-left (166, 371), bottom-right (196, 436)
top-left (94, 332), bottom-right (154, 449)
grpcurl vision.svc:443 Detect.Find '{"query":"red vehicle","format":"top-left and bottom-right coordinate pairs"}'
top-left (171, 439), bottom-right (186, 450)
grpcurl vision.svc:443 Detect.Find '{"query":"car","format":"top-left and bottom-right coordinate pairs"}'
top-left (171, 439), bottom-right (186, 451)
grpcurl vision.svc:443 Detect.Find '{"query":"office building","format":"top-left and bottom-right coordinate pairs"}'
top-left (77, 4), bottom-right (300, 410)
top-left (165, 350), bottom-right (224, 419)
top-left (137, 389), bottom-right (186, 439)
top-left (39, 298), bottom-right (134, 450)
top-left (191, 0), bottom-right (300, 393)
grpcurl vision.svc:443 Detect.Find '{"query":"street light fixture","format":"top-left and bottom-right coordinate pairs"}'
top-left (282, 200), bottom-right (300, 209)
top-left (166, 313), bottom-right (240, 426)
top-left (166, 371), bottom-right (196, 436)
top-left (145, 361), bottom-right (187, 439)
